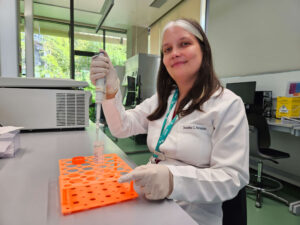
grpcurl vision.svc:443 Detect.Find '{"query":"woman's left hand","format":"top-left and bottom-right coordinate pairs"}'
top-left (118, 164), bottom-right (173, 200)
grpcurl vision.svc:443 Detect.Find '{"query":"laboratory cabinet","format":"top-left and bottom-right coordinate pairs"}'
top-left (123, 53), bottom-right (160, 105)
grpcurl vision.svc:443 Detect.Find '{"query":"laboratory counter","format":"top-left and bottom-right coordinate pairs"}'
top-left (0, 125), bottom-right (197, 225)
top-left (267, 118), bottom-right (300, 136)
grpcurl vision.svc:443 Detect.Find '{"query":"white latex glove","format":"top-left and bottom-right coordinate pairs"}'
top-left (118, 164), bottom-right (173, 200)
top-left (90, 50), bottom-right (120, 95)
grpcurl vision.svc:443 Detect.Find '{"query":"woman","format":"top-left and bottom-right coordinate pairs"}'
top-left (90, 18), bottom-right (249, 225)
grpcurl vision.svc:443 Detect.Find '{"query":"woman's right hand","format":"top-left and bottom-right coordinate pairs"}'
top-left (90, 50), bottom-right (119, 97)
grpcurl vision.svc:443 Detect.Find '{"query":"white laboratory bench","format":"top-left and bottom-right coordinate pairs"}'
top-left (267, 118), bottom-right (300, 136)
top-left (0, 125), bottom-right (197, 225)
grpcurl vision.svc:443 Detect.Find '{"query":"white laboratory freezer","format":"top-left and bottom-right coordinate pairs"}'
top-left (0, 77), bottom-right (91, 130)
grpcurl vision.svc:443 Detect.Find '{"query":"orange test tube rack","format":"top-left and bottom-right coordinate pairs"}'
top-left (59, 153), bottom-right (138, 215)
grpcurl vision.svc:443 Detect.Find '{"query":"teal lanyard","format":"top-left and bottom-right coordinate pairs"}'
top-left (153, 89), bottom-right (179, 159)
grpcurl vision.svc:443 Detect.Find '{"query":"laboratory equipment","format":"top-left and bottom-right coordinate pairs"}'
top-left (124, 76), bottom-right (136, 106)
top-left (276, 96), bottom-right (300, 118)
top-left (0, 77), bottom-right (90, 130)
top-left (58, 153), bottom-right (138, 214)
top-left (94, 140), bottom-right (104, 168)
top-left (123, 53), bottom-right (160, 104)
top-left (226, 81), bottom-right (256, 105)
top-left (254, 91), bottom-right (273, 117)
top-left (226, 81), bottom-right (256, 113)
top-left (94, 52), bottom-right (106, 131)
top-left (93, 52), bottom-right (106, 172)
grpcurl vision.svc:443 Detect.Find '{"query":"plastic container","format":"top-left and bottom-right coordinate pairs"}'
top-left (276, 96), bottom-right (300, 118)
top-left (0, 130), bottom-right (20, 158)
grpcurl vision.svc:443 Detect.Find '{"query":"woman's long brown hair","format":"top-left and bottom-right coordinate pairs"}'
top-left (147, 18), bottom-right (223, 121)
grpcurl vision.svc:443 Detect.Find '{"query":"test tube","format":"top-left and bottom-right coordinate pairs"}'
top-left (94, 140), bottom-right (104, 178)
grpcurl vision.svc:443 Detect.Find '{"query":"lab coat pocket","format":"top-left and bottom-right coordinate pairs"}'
top-left (176, 124), bottom-right (212, 167)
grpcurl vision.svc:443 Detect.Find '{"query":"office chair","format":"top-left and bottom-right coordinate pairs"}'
top-left (247, 113), bottom-right (290, 208)
top-left (222, 187), bottom-right (247, 225)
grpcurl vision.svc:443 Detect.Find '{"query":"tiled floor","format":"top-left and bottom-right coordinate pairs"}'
top-left (105, 129), bottom-right (300, 225)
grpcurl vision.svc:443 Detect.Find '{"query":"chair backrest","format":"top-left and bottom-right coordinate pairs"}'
top-left (249, 126), bottom-right (262, 158)
top-left (247, 113), bottom-right (270, 148)
top-left (222, 187), bottom-right (247, 225)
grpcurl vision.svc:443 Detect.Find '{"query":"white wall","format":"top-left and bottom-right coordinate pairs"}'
top-left (220, 70), bottom-right (300, 98)
top-left (208, 0), bottom-right (300, 77)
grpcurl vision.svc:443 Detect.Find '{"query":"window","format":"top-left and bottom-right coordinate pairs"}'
top-left (34, 20), bottom-right (70, 78)
top-left (20, 19), bottom-right (71, 78)
top-left (73, 27), bottom-right (127, 122)
top-left (74, 26), bottom-right (103, 94)
top-left (105, 30), bottom-right (127, 66)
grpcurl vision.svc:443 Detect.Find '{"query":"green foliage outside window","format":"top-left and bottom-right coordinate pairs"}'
top-left (32, 34), bottom-right (126, 80)
top-left (36, 35), bottom-right (70, 78)
top-left (21, 32), bottom-right (126, 122)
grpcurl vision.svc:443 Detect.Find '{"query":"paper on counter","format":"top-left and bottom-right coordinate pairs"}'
top-left (0, 126), bottom-right (23, 135)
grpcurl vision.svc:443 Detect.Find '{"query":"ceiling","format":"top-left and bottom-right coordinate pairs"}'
top-left (21, 0), bottom-right (184, 31)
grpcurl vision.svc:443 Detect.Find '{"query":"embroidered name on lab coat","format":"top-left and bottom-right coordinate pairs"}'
top-left (182, 125), bottom-right (207, 131)
top-left (182, 125), bottom-right (206, 131)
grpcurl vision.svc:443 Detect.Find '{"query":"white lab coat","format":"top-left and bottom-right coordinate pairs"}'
top-left (102, 88), bottom-right (249, 225)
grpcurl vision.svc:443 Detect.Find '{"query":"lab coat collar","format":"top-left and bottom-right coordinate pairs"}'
top-left (169, 87), bottom-right (223, 113)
